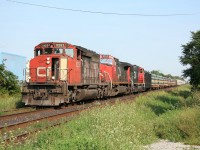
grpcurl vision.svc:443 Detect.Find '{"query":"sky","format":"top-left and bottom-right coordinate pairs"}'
top-left (0, 0), bottom-right (200, 77)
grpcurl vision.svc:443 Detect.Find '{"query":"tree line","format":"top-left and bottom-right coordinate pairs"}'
top-left (150, 70), bottom-right (184, 80)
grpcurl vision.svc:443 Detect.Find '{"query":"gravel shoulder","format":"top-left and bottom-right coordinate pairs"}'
top-left (144, 140), bottom-right (200, 150)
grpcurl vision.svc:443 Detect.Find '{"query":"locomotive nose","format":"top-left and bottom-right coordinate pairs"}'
top-left (28, 56), bottom-right (52, 82)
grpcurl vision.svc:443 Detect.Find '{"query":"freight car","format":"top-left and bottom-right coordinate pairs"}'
top-left (22, 42), bottom-right (181, 106)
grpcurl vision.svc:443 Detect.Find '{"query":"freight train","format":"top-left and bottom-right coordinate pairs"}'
top-left (22, 42), bottom-right (185, 106)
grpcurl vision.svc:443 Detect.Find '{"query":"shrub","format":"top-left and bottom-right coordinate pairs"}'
top-left (0, 64), bottom-right (20, 94)
top-left (154, 107), bottom-right (200, 145)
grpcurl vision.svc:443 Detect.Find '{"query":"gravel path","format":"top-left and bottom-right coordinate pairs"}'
top-left (144, 140), bottom-right (200, 150)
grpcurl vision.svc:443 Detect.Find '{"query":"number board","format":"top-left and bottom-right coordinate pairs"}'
top-left (41, 43), bottom-right (65, 48)
top-left (101, 55), bottom-right (112, 59)
top-left (55, 43), bottom-right (65, 48)
top-left (42, 43), bottom-right (51, 48)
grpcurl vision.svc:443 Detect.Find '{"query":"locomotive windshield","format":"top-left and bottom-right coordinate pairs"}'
top-left (100, 58), bottom-right (113, 65)
top-left (54, 48), bottom-right (63, 54)
top-left (44, 48), bottom-right (53, 54)
top-left (35, 47), bottom-right (74, 57)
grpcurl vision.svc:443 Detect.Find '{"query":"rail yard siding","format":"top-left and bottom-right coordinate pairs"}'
top-left (0, 52), bottom-right (26, 80)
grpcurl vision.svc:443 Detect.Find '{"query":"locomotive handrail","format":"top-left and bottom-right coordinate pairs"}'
top-left (129, 76), bottom-right (134, 88)
top-left (23, 67), bottom-right (69, 82)
top-left (104, 71), bottom-right (112, 89)
top-left (99, 72), bottom-right (104, 83)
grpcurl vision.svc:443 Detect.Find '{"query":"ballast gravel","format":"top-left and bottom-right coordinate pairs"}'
top-left (144, 140), bottom-right (200, 150)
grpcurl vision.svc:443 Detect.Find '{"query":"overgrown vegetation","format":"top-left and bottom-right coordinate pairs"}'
top-left (136, 85), bottom-right (200, 145)
top-left (2, 85), bottom-right (200, 150)
top-left (0, 64), bottom-right (20, 94)
top-left (0, 63), bottom-right (22, 114)
top-left (0, 94), bottom-right (23, 115)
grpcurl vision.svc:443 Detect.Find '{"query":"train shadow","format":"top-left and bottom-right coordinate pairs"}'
top-left (15, 100), bottom-right (25, 108)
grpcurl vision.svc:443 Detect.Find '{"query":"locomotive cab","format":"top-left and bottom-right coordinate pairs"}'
top-left (132, 65), bottom-right (145, 92)
top-left (22, 42), bottom-right (75, 106)
top-left (100, 55), bottom-right (132, 96)
top-left (27, 42), bottom-right (78, 83)
top-left (100, 55), bottom-right (118, 82)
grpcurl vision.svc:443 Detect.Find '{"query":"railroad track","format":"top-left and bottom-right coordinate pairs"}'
top-left (0, 106), bottom-right (86, 131)
top-left (1, 107), bottom-right (36, 116)
top-left (0, 94), bottom-right (137, 143)
top-left (2, 115), bottom-right (75, 144)
top-left (0, 87), bottom-right (177, 144)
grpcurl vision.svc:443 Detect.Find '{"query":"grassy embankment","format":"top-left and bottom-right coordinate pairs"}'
top-left (0, 93), bottom-right (23, 115)
top-left (2, 85), bottom-right (200, 150)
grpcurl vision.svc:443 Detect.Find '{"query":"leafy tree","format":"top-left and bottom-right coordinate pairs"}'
top-left (180, 30), bottom-right (200, 89)
top-left (165, 74), bottom-right (173, 79)
top-left (0, 64), bottom-right (20, 94)
top-left (151, 70), bottom-right (164, 77)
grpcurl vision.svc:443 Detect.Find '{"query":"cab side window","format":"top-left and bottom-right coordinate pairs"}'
top-left (65, 48), bottom-right (74, 58)
top-left (36, 49), bottom-right (43, 56)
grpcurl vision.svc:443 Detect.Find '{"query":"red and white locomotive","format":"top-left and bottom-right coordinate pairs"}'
top-left (22, 42), bottom-right (175, 106)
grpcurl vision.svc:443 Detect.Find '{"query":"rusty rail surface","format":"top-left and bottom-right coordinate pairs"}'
top-left (0, 107), bottom-right (37, 116)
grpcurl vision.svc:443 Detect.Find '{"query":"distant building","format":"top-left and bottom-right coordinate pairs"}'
top-left (0, 52), bottom-right (26, 81)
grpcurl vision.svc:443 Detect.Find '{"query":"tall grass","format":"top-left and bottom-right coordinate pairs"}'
top-left (136, 85), bottom-right (200, 145)
top-left (0, 93), bottom-right (23, 115)
top-left (2, 85), bottom-right (200, 149)
top-left (4, 102), bottom-right (157, 150)
top-left (155, 107), bottom-right (200, 145)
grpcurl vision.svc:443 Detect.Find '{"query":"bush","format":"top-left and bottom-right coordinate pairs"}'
top-left (135, 85), bottom-right (200, 145)
top-left (0, 64), bottom-right (20, 94)
top-left (0, 93), bottom-right (23, 115)
top-left (154, 107), bottom-right (200, 145)
top-left (189, 91), bottom-right (200, 106)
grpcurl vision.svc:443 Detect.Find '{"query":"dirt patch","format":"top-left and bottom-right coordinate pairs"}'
top-left (144, 140), bottom-right (200, 150)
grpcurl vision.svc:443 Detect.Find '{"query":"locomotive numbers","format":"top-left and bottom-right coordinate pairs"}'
top-left (42, 44), bottom-right (51, 48)
top-left (42, 43), bottom-right (64, 48)
top-left (55, 43), bottom-right (64, 48)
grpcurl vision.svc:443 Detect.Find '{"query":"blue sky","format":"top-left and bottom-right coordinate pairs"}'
top-left (0, 0), bottom-right (200, 76)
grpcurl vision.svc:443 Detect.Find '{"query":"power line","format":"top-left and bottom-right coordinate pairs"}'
top-left (6, 0), bottom-right (200, 17)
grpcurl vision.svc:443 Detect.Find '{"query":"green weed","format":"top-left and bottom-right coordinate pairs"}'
top-left (0, 93), bottom-right (23, 114)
